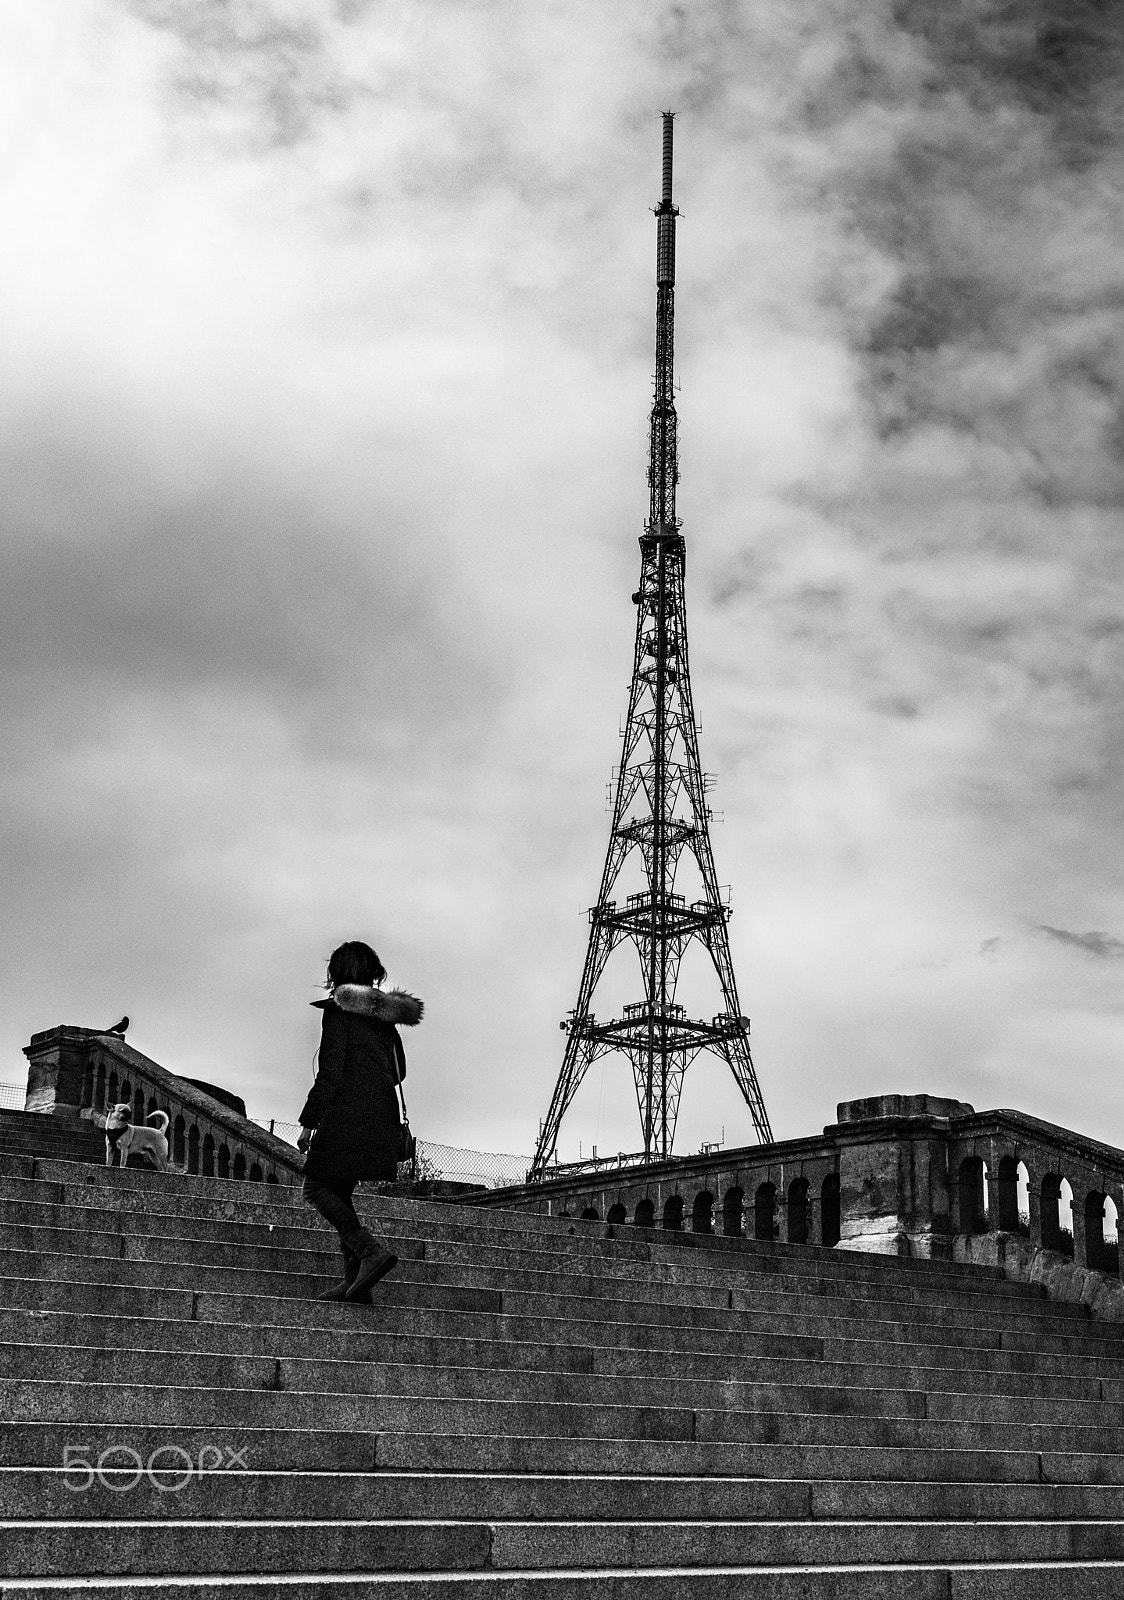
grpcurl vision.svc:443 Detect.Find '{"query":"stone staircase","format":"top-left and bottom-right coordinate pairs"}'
top-left (0, 1107), bottom-right (104, 1166)
top-left (2, 1151), bottom-right (1124, 1595)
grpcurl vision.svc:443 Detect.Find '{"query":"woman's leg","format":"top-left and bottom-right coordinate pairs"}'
top-left (302, 1173), bottom-right (378, 1261)
top-left (302, 1173), bottom-right (391, 1298)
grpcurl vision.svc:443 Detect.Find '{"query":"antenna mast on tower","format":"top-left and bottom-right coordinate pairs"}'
top-left (531, 115), bottom-right (772, 1177)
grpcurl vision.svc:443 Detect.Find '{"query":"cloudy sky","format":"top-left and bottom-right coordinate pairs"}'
top-left (4, 0), bottom-right (1124, 1164)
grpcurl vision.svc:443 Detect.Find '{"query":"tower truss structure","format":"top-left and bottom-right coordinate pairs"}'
top-left (531, 115), bottom-right (772, 1178)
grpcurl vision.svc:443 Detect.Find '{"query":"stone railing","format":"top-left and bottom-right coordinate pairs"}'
top-left (476, 1126), bottom-right (844, 1246)
top-left (939, 1103), bottom-right (1124, 1315)
top-left (23, 1026), bottom-right (302, 1187)
top-left (475, 1092), bottom-right (1124, 1312)
top-left (835, 1095), bottom-right (1124, 1273)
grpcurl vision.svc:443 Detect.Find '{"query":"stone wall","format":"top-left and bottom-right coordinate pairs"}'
top-left (478, 1093), bottom-right (1124, 1296)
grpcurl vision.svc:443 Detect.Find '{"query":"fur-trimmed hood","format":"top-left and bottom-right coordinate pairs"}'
top-left (311, 983), bottom-right (423, 1026)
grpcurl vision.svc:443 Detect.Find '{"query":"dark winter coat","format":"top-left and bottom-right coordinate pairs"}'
top-left (299, 984), bottom-right (424, 1184)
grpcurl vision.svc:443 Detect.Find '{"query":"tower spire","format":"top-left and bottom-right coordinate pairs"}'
top-left (650, 110), bottom-right (678, 537)
top-left (531, 115), bottom-right (772, 1178)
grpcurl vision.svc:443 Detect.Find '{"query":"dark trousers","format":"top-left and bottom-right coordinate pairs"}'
top-left (302, 1173), bottom-right (387, 1278)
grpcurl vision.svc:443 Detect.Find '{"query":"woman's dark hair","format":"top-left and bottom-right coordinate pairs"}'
top-left (326, 941), bottom-right (386, 988)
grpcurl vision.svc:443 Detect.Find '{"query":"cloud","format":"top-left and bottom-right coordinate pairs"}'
top-left (4, 0), bottom-right (1124, 1160)
top-left (1039, 926), bottom-right (1124, 960)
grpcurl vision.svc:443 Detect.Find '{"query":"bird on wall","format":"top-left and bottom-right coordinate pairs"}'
top-left (103, 1017), bottom-right (129, 1038)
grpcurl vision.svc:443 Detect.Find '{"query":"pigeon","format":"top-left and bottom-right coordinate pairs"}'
top-left (104, 1016), bottom-right (129, 1038)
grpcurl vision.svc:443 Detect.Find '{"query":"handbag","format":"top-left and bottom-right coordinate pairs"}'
top-left (392, 1032), bottom-right (417, 1171)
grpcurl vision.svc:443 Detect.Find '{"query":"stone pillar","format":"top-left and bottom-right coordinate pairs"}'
top-left (984, 1136), bottom-right (1004, 1231)
top-left (1071, 1185), bottom-right (1089, 1267)
top-left (1024, 1160), bottom-right (1041, 1246)
top-left (22, 1026), bottom-right (97, 1121)
top-left (831, 1094), bottom-right (975, 1259)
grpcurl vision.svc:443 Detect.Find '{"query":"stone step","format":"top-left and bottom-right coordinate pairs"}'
top-left (8, 1338), bottom-right (1115, 1421)
top-left (6, 1565), bottom-right (1124, 1600)
top-left (0, 1302), bottom-right (813, 1366)
top-left (4, 1513), bottom-right (1124, 1578)
top-left (0, 1306), bottom-right (1113, 1397)
top-left (0, 1177), bottom-right (1049, 1308)
top-left (0, 1416), bottom-right (1096, 1483)
top-left (0, 1249), bottom-right (499, 1312)
top-left (0, 1374), bottom-right (871, 1436)
top-left (0, 1123), bottom-right (105, 1160)
top-left (6, 1333), bottom-right (1121, 1419)
top-left (5, 1375), bottom-right (1124, 1454)
top-left (0, 1229), bottom-right (1091, 1347)
top-left (0, 1167), bottom-right (1027, 1268)
top-left (0, 1271), bottom-right (505, 1328)
top-left (0, 1215), bottom-right (1060, 1334)
top-left (0, 1129), bottom-right (100, 1148)
top-left (0, 1159), bottom-right (1051, 1296)
top-left (0, 1111), bottom-right (100, 1135)
top-left (375, 1431), bottom-right (1124, 1487)
top-left (0, 1468), bottom-right (809, 1521)
top-left (0, 1140), bottom-right (102, 1164)
top-left (8, 1161), bottom-right (1121, 1339)
top-left (0, 1277), bottom-right (1098, 1387)
top-left (6, 1467), bottom-right (1124, 1524)
top-left (13, 1155), bottom-right (296, 1195)
top-left (0, 1271), bottom-right (1111, 1384)
top-left (0, 1189), bottom-right (1036, 1297)
top-left (0, 1119), bottom-right (99, 1136)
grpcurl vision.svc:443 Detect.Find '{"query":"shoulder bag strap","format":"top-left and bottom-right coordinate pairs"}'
top-left (392, 1030), bottom-right (408, 1120)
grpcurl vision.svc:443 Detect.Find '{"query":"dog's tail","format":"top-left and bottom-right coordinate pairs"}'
top-left (145, 1111), bottom-right (170, 1132)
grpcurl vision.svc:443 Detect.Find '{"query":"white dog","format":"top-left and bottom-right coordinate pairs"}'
top-left (104, 1104), bottom-right (170, 1172)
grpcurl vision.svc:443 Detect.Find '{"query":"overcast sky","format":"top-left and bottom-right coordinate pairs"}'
top-left (4, 0), bottom-right (1124, 1164)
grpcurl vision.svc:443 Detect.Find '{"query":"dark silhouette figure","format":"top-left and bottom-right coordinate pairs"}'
top-left (104, 1017), bottom-right (129, 1037)
top-left (298, 941), bottom-right (423, 1304)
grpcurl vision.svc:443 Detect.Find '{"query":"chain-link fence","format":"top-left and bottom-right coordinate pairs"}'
top-left (411, 1139), bottom-right (531, 1189)
top-left (260, 1119), bottom-right (303, 1145)
top-left (0, 1082), bottom-right (25, 1110)
top-left (256, 1117), bottom-right (531, 1190)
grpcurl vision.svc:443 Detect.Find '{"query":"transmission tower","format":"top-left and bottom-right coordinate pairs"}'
top-left (531, 114), bottom-right (772, 1178)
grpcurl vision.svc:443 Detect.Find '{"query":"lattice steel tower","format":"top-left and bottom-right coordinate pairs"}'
top-left (531, 115), bottom-right (772, 1178)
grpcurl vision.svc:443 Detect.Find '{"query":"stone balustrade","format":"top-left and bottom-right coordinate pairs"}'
top-left (482, 1093), bottom-right (1124, 1303)
top-left (508, 1130), bottom-right (843, 1248)
top-left (23, 1026), bottom-right (302, 1187)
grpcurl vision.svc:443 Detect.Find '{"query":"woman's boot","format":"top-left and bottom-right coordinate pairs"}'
top-left (345, 1244), bottom-right (398, 1299)
top-left (316, 1249), bottom-right (372, 1303)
